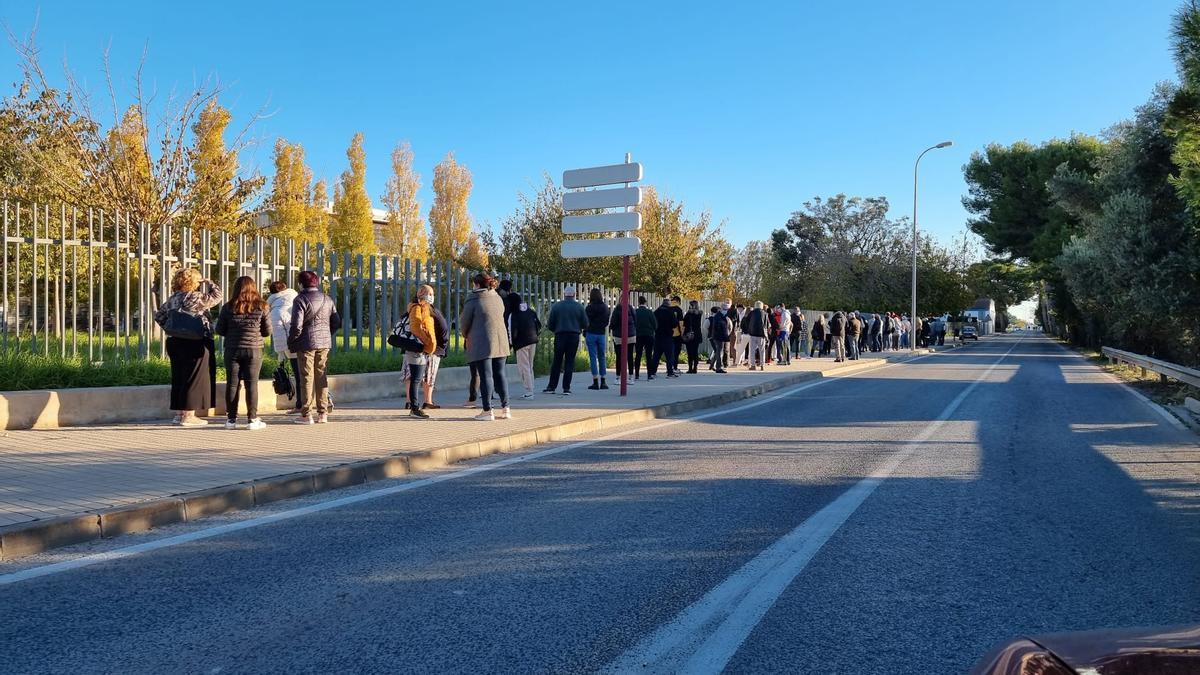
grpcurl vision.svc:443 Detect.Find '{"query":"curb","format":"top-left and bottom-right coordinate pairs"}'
top-left (0, 354), bottom-right (920, 561)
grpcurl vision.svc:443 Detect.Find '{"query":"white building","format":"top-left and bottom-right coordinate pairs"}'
top-left (962, 298), bottom-right (996, 335)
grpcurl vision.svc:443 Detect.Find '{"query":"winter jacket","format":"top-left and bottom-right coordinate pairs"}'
top-left (499, 289), bottom-right (521, 325)
top-left (727, 308), bottom-right (742, 335)
top-left (671, 304), bottom-right (685, 338)
top-left (846, 315), bottom-right (861, 337)
top-left (155, 282), bottom-right (222, 333)
top-left (654, 304), bottom-right (677, 338)
top-left (789, 311), bottom-right (804, 334)
top-left (548, 298), bottom-right (588, 334)
top-left (741, 308), bottom-right (768, 338)
top-left (288, 287), bottom-right (342, 352)
top-left (828, 312), bottom-right (846, 337)
top-left (431, 307), bottom-right (450, 358)
top-left (267, 289), bottom-right (298, 356)
top-left (869, 317), bottom-right (882, 336)
top-left (215, 304), bottom-right (271, 351)
top-left (708, 312), bottom-right (732, 342)
top-left (460, 288), bottom-right (511, 362)
top-left (811, 317), bottom-right (826, 340)
top-left (406, 301), bottom-right (436, 355)
top-left (509, 303), bottom-right (542, 351)
top-left (609, 304), bottom-right (636, 340)
top-left (683, 311), bottom-right (703, 343)
top-left (777, 310), bottom-right (792, 333)
top-left (585, 301), bottom-right (611, 335)
top-left (634, 306), bottom-right (657, 337)
top-left (882, 315), bottom-right (895, 334)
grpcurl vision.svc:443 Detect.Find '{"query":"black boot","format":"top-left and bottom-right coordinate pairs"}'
top-left (600, 378), bottom-right (609, 390)
top-left (588, 378), bottom-right (600, 390)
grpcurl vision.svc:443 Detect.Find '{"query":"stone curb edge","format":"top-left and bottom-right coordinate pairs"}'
top-left (0, 352), bottom-right (930, 561)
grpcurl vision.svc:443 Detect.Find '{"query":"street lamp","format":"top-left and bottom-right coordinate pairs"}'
top-left (911, 140), bottom-right (953, 353)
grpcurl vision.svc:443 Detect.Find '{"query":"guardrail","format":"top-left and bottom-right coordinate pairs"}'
top-left (1101, 346), bottom-right (1200, 388)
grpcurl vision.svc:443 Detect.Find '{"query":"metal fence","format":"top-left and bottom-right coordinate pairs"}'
top-left (1, 199), bottom-right (726, 363)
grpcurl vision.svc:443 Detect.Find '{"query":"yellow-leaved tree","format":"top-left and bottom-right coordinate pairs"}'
top-left (379, 141), bottom-right (428, 259)
top-left (429, 151), bottom-right (488, 268)
top-left (267, 139), bottom-right (315, 242)
top-left (105, 106), bottom-right (156, 221)
top-left (635, 186), bottom-right (732, 296)
top-left (330, 132), bottom-right (375, 254)
top-left (187, 100), bottom-right (259, 232)
top-left (308, 178), bottom-right (332, 245)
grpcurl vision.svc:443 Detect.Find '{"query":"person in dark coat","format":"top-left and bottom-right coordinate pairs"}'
top-left (545, 286), bottom-right (588, 395)
top-left (829, 311), bottom-right (847, 362)
top-left (682, 300), bottom-right (704, 374)
top-left (846, 311), bottom-right (862, 361)
top-left (707, 305), bottom-right (733, 373)
top-left (508, 292), bottom-right (542, 399)
top-left (460, 273), bottom-right (512, 420)
top-left (155, 268), bottom-right (222, 426)
top-left (670, 295), bottom-right (685, 369)
top-left (651, 298), bottom-right (679, 379)
top-left (633, 296), bottom-right (657, 380)
top-left (288, 270), bottom-right (342, 424)
top-left (810, 313), bottom-right (825, 358)
top-left (584, 288), bottom-right (612, 390)
top-left (609, 299), bottom-right (637, 382)
top-left (214, 275), bottom-right (271, 429)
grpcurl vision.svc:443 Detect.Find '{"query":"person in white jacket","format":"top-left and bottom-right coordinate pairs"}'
top-left (267, 280), bottom-right (303, 414)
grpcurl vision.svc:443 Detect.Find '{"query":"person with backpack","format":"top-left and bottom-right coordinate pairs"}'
top-left (155, 268), bottom-right (222, 427)
top-left (708, 303), bottom-right (732, 373)
top-left (214, 276), bottom-right (271, 430)
top-left (610, 297), bottom-right (637, 383)
top-left (810, 313), bottom-right (826, 358)
top-left (288, 270), bottom-right (342, 425)
top-left (651, 297), bottom-right (679, 379)
top-left (585, 288), bottom-right (612, 390)
top-left (682, 300), bottom-right (704, 374)
top-left (544, 286), bottom-right (588, 395)
top-left (267, 280), bottom-right (302, 414)
top-left (509, 293), bottom-right (542, 399)
top-left (829, 311), bottom-right (847, 362)
top-left (742, 301), bottom-right (768, 370)
top-left (399, 285), bottom-right (437, 419)
top-left (633, 296), bottom-right (657, 380)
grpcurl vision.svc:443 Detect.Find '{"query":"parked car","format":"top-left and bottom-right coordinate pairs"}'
top-left (971, 624), bottom-right (1200, 674)
top-left (961, 325), bottom-right (979, 340)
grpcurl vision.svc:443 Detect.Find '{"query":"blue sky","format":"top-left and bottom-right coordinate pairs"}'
top-left (0, 0), bottom-right (1181, 251)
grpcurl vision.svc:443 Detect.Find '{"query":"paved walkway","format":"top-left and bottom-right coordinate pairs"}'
top-left (0, 353), bottom-right (909, 527)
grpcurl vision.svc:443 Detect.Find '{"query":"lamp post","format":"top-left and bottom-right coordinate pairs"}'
top-left (911, 140), bottom-right (952, 353)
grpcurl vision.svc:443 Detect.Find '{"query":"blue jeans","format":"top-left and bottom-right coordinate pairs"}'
top-left (470, 357), bottom-right (508, 411)
top-left (585, 332), bottom-right (607, 377)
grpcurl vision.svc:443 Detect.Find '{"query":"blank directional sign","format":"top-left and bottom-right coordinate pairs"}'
top-left (561, 237), bottom-right (642, 259)
top-left (562, 186), bottom-right (642, 212)
top-left (562, 212), bottom-right (642, 235)
top-left (563, 162), bottom-right (643, 189)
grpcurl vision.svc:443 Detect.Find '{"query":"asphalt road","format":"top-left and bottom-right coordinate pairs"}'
top-left (2, 334), bottom-right (1198, 674)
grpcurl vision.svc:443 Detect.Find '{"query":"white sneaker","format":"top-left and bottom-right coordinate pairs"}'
top-left (474, 410), bottom-right (495, 421)
top-left (462, 400), bottom-right (478, 408)
top-left (247, 419), bottom-right (267, 431)
top-left (520, 393), bottom-right (535, 400)
top-left (316, 413), bottom-right (329, 424)
top-left (180, 418), bottom-right (209, 427)
top-left (224, 420), bottom-right (238, 430)
top-left (294, 415), bottom-right (314, 425)
top-left (497, 407), bottom-right (512, 420)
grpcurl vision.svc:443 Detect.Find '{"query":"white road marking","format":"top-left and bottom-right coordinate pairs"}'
top-left (0, 356), bottom-right (922, 586)
top-left (605, 337), bottom-right (1023, 674)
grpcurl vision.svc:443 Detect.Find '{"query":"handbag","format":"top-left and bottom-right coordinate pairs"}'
top-left (161, 308), bottom-right (209, 340)
top-left (387, 313), bottom-right (425, 352)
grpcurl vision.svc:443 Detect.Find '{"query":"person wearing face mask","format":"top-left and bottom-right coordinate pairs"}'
top-left (508, 293), bottom-right (542, 399)
top-left (402, 285), bottom-right (437, 419)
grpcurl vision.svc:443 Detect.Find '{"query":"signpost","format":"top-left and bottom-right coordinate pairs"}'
top-left (561, 155), bottom-right (643, 396)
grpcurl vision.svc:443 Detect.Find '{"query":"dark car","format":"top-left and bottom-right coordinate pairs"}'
top-left (972, 624), bottom-right (1200, 674)
top-left (961, 325), bottom-right (979, 340)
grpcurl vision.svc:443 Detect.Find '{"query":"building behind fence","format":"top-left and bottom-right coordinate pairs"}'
top-left (2, 200), bottom-right (739, 363)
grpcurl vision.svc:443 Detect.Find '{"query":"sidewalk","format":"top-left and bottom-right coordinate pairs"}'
top-left (0, 350), bottom-right (933, 558)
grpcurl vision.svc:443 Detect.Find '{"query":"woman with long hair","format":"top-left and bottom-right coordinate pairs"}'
top-left (154, 268), bottom-right (222, 426)
top-left (459, 273), bottom-right (511, 421)
top-left (584, 287), bottom-right (611, 390)
top-left (214, 276), bottom-right (271, 429)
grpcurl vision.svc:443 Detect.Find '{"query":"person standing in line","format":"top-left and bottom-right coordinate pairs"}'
top-left (610, 296), bottom-right (637, 384)
top-left (764, 305), bottom-right (779, 365)
top-left (845, 311), bottom-right (861, 361)
top-left (741, 301), bottom-right (768, 370)
top-left (856, 311), bottom-right (870, 356)
top-left (288, 270), bottom-right (341, 425)
top-left (828, 310), bottom-right (847, 362)
top-left (402, 285), bottom-right (437, 419)
top-left (460, 273), bottom-right (511, 421)
top-left (633, 296), bottom-right (656, 380)
top-left (705, 306), bottom-right (720, 371)
top-left (651, 297), bottom-right (679, 379)
top-left (670, 295), bottom-right (685, 370)
top-left (775, 303), bottom-right (792, 365)
top-left (793, 308), bottom-right (808, 359)
top-left (732, 303), bottom-right (750, 367)
top-left (544, 286), bottom-right (588, 395)
top-left (682, 300), bottom-right (704, 374)
top-left (498, 279), bottom-right (520, 325)
top-left (507, 293), bottom-right (541, 400)
top-left (422, 300), bottom-right (450, 410)
top-left (584, 288), bottom-right (612, 390)
top-left (708, 303), bottom-right (732, 373)
top-left (727, 303), bottom-right (742, 366)
top-left (156, 268), bottom-right (222, 427)
top-left (809, 312), bottom-right (825, 358)
top-left (214, 276), bottom-right (271, 430)
top-left (267, 280), bottom-right (302, 414)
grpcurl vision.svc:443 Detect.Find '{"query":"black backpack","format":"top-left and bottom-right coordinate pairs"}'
top-left (387, 312), bottom-right (425, 352)
top-left (272, 363), bottom-right (295, 400)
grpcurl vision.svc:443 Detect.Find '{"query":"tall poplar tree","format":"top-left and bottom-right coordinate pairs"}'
top-left (267, 138), bottom-right (313, 241)
top-left (429, 151), bottom-right (476, 263)
top-left (379, 141), bottom-right (428, 259)
top-left (187, 100), bottom-right (244, 232)
top-left (308, 178), bottom-right (332, 245)
top-left (330, 132), bottom-right (375, 254)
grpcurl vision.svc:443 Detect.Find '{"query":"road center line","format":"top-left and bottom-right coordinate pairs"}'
top-left (0, 355), bottom-right (929, 586)
top-left (605, 337), bottom-right (1022, 675)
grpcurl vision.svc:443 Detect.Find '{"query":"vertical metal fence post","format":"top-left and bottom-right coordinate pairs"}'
top-left (341, 251), bottom-right (351, 352)
top-left (367, 254), bottom-right (375, 353)
top-left (2, 201), bottom-right (8, 352)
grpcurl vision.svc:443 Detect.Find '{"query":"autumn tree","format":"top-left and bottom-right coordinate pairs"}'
top-left (429, 152), bottom-right (485, 266)
top-left (330, 133), bottom-right (375, 254)
top-left (307, 178), bottom-right (332, 246)
top-left (379, 141), bottom-right (428, 259)
top-left (187, 100), bottom-right (260, 232)
top-left (634, 186), bottom-right (731, 296)
top-left (266, 139), bottom-right (313, 241)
